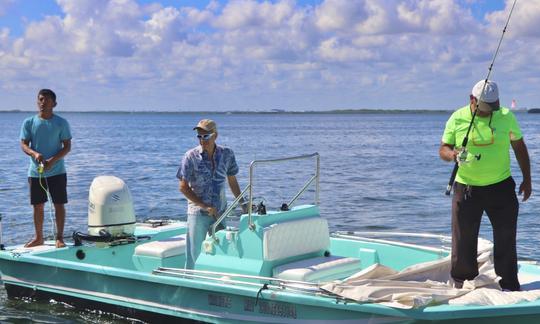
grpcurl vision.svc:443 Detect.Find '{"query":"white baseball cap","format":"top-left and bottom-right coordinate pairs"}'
top-left (472, 79), bottom-right (500, 112)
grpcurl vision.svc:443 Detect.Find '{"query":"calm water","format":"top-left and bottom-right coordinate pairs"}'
top-left (0, 111), bottom-right (539, 322)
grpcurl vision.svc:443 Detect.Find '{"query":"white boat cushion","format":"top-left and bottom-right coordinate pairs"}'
top-left (134, 234), bottom-right (187, 258)
top-left (273, 256), bottom-right (361, 282)
top-left (263, 217), bottom-right (330, 261)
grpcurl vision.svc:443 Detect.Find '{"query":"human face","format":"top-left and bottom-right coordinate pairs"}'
top-left (37, 94), bottom-right (56, 117)
top-left (197, 129), bottom-right (216, 152)
top-left (469, 96), bottom-right (493, 117)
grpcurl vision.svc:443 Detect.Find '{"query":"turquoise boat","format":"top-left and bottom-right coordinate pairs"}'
top-left (2, 153), bottom-right (540, 323)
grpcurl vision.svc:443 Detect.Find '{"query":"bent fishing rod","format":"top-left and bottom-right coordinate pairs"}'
top-left (445, 0), bottom-right (518, 195)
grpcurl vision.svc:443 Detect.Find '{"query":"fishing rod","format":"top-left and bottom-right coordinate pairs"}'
top-left (445, 0), bottom-right (518, 195)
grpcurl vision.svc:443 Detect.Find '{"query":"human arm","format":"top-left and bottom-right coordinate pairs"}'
top-left (43, 139), bottom-right (71, 171)
top-left (439, 142), bottom-right (459, 162)
top-left (21, 139), bottom-right (44, 163)
top-left (179, 179), bottom-right (218, 217)
top-left (511, 138), bottom-right (532, 202)
top-left (228, 175), bottom-right (247, 213)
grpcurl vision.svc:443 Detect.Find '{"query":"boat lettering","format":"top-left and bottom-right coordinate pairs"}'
top-left (244, 298), bottom-right (255, 312)
top-left (244, 299), bottom-right (296, 319)
top-left (208, 294), bottom-right (231, 308)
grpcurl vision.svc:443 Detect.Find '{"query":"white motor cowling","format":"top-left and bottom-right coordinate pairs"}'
top-left (88, 176), bottom-right (135, 237)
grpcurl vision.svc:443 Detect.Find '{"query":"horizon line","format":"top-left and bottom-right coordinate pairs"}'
top-left (0, 108), bottom-right (460, 114)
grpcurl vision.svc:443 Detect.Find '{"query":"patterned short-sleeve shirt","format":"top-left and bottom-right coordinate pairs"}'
top-left (177, 145), bottom-right (239, 215)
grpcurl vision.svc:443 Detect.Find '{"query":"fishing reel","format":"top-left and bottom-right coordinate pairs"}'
top-left (246, 197), bottom-right (267, 215)
top-left (255, 201), bottom-right (266, 215)
top-left (456, 148), bottom-right (481, 166)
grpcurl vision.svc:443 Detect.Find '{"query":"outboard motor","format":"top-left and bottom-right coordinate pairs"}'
top-left (73, 176), bottom-right (136, 246)
top-left (88, 175), bottom-right (135, 236)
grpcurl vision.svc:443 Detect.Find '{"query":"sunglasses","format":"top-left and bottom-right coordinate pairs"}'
top-left (196, 133), bottom-right (214, 141)
top-left (472, 126), bottom-right (494, 146)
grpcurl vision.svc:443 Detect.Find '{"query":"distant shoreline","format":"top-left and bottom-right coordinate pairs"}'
top-left (0, 108), bottom-right (532, 114)
top-left (0, 109), bottom-right (454, 114)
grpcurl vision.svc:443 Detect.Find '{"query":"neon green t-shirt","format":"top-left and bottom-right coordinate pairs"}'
top-left (442, 106), bottom-right (522, 186)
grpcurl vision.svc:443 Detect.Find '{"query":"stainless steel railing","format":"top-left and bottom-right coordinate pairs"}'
top-left (210, 185), bottom-right (250, 241)
top-left (211, 153), bottom-right (320, 240)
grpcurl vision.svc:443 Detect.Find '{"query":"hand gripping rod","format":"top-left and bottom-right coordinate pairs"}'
top-left (445, 0), bottom-right (518, 195)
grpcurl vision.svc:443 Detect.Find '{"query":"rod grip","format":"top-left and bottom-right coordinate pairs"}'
top-left (445, 163), bottom-right (459, 195)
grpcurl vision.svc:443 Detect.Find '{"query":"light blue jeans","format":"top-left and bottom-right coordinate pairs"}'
top-left (185, 210), bottom-right (225, 269)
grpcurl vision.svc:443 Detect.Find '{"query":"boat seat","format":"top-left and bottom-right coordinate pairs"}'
top-left (263, 217), bottom-right (330, 261)
top-left (134, 234), bottom-right (187, 258)
top-left (273, 255), bottom-right (361, 282)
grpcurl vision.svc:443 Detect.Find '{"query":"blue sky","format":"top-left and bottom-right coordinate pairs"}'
top-left (2, 0), bottom-right (539, 111)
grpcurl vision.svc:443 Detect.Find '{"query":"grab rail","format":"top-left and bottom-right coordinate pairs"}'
top-left (288, 174), bottom-right (318, 209)
top-left (247, 153), bottom-right (320, 230)
top-left (211, 184), bottom-right (250, 241)
top-left (153, 267), bottom-right (337, 299)
top-left (210, 153), bottom-right (320, 240)
top-left (333, 231), bottom-right (493, 252)
top-left (332, 231), bottom-right (453, 254)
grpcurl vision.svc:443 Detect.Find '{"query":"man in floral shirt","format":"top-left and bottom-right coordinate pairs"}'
top-left (177, 119), bottom-right (244, 269)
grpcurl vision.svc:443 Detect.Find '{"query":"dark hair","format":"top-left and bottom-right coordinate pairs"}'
top-left (38, 89), bottom-right (56, 102)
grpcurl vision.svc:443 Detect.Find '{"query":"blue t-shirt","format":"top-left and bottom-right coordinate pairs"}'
top-left (20, 114), bottom-right (72, 177)
top-left (177, 145), bottom-right (239, 215)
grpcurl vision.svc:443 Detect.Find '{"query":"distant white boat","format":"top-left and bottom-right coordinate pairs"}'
top-left (511, 99), bottom-right (517, 109)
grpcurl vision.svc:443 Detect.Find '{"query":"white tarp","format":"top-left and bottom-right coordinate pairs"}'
top-left (449, 287), bottom-right (540, 306)
top-left (321, 240), bottom-right (540, 309)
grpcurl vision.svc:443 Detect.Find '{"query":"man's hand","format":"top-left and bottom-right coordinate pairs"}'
top-left (44, 158), bottom-right (57, 171)
top-left (511, 139), bottom-right (531, 202)
top-left (205, 206), bottom-right (218, 218)
top-left (33, 152), bottom-right (44, 163)
top-left (519, 179), bottom-right (532, 202)
top-left (455, 148), bottom-right (468, 165)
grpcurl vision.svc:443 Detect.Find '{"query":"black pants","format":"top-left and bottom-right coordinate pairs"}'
top-left (451, 177), bottom-right (520, 291)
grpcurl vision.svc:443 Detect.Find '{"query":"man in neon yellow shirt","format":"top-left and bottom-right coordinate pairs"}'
top-left (440, 80), bottom-right (531, 291)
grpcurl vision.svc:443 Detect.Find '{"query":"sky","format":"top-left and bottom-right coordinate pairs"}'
top-left (1, 0), bottom-right (539, 112)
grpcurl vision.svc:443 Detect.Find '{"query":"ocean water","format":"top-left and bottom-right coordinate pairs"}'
top-left (0, 111), bottom-right (539, 323)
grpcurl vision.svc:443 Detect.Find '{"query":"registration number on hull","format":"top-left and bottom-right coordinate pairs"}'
top-left (207, 293), bottom-right (297, 319)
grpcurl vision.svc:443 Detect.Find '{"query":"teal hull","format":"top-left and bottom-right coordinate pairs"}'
top-left (2, 217), bottom-right (540, 323)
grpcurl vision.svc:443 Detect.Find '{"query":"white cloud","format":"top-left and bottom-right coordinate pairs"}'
top-left (317, 37), bottom-right (377, 62)
top-left (0, 27), bottom-right (9, 46)
top-left (0, 0), bottom-right (538, 110)
top-left (407, 0), bottom-right (476, 34)
top-left (315, 0), bottom-right (367, 32)
top-left (486, 0), bottom-right (540, 38)
top-left (214, 0), bottom-right (295, 30)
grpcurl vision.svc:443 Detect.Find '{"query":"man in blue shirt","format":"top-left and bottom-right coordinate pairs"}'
top-left (20, 89), bottom-right (72, 248)
top-left (177, 119), bottom-right (244, 269)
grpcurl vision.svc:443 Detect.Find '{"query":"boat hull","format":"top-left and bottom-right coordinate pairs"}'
top-left (4, 258), bottom-right (540, 324)
top-left (0, 266), bottom-right (399, 323)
